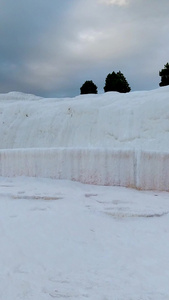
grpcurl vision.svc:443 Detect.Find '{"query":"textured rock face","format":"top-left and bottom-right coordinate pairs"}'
top-left (0, 145), bottom-right (169, 191)
top-left (0, 87), bottom-right (169, 190)
top-left (0, 87), bottom-right (169, 151)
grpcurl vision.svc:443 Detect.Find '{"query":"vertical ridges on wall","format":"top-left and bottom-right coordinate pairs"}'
top-left (0, 148), bottom-right (169, 191)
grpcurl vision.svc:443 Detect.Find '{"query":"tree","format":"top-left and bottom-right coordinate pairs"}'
top-left (104, 71), bottom-right (131, 93)
top-left (80, 80), bottom-right (98, 94)
top-left (159, 63), bottom-right (169, 87)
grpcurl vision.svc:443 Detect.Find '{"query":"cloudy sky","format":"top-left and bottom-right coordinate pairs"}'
top-left (0, 0), bottom-right (169, 97)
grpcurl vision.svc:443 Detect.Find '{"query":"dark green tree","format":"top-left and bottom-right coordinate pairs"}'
top-left (80, 80), bottom-right (98, 94)
top-left (159, 63), bottom-right (169, 87)
top-left (104, 71), bottom-right (131, 93)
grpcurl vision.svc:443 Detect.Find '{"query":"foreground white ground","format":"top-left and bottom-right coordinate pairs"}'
top-left (0, 176), bottom-right (169, 300)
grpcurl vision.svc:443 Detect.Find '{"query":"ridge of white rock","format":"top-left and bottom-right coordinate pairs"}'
top-left (0, 87), bottom-right (169, 190)
top-left (0, 87), bottom-right (169, 150)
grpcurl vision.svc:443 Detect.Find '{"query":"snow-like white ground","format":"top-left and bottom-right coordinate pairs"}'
top-left (1, 176), bottom-right (169, 300)
top-left (1, 88), bottom-right (169, 299)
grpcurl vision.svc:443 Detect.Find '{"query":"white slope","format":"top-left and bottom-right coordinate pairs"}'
top-left (0, 176), bottom-right (169, 300)
top-left (1, 87), bottom-right (169, 190)
top-left (0, 86), bottom-right (169, 150)
top-left (0, 87), bottom-right (169, 190)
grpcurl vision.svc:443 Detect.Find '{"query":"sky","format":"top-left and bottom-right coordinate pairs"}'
top-left (0, 0), bottom-right (169, 98)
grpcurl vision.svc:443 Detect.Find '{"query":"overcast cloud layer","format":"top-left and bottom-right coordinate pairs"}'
top-left (0, 0), bottom-right (169, 97)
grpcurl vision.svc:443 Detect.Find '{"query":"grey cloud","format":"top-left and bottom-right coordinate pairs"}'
top-left (0, 0), bottom-right (169, 96)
